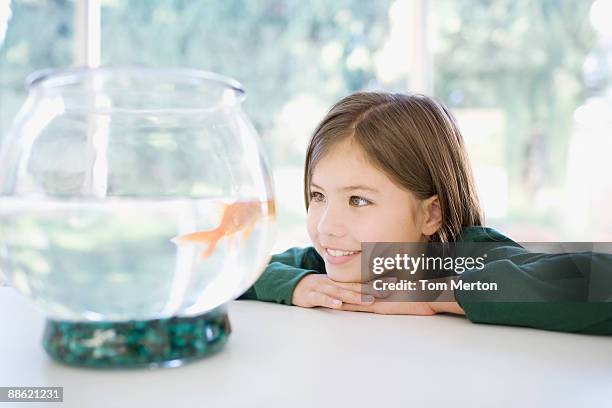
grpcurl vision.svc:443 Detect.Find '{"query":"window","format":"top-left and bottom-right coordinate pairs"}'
top-left (432, 0), bottom-right (611, 241)
top-left (0, 0), bottom-right (74, 143)
top-left (1, 0), bottom-right (610, 249)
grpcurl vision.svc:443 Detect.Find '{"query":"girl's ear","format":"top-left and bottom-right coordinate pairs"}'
top-left (420, 195), bottom-right (442, 237)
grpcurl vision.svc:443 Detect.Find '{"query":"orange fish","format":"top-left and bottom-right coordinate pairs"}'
top-left (171, 199), bottom-right (275, 259)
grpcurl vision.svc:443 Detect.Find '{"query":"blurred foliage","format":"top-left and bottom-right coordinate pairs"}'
top-left (0, 0), bottom-right (600, 237)
top-left (0, 0), bottom-right (395, 168)
top-left (433, 0), bottom-right (596, 195)
top-left (99, 0), bottom-right (393, 167)
top-left (0, 0), bottom-right (73, 137)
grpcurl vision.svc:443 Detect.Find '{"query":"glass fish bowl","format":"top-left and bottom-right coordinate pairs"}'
top-left (0, 67), bottom-right (276, 368)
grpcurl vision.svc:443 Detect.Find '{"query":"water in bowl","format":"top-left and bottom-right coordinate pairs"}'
top-left (0, 197), bottom-right (275, 321)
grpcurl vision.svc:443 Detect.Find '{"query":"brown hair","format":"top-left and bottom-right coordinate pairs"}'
top-left (303, 92), bottom-right (483, 242)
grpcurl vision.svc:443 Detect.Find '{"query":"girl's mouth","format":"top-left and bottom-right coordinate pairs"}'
top-left (323, 247), bottom-right (362, 265)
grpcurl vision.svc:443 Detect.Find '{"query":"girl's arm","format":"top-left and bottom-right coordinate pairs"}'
top-left (240, 247), bottom-right (466, 314)
top-left (238, 247), bottom-right (377, 308)
top-left (238, 247), bottom-right (323, 305)
top-left (454, 245), bottom-right (612, 335)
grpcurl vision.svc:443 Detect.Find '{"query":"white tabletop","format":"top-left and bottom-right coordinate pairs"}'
top-left (1, 287), bottom-right (611, 408)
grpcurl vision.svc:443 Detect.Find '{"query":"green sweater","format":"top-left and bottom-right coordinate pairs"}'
top-left (238, 226), bottom-right (612, 335)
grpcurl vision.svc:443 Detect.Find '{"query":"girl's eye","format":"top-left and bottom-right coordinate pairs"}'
top-left (310, 191), bottom-right (325, 202)
top-left (349, 196), bottom-right (372, 207)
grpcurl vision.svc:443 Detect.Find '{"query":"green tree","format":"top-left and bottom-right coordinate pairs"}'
top-left (434, 0), bottom-right (596, 208)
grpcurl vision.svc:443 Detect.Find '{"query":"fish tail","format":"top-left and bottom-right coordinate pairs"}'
top-left (171, 229), bottom-right (224, 259)
top-left (240, 220), bottom-right (257, 242)
top-left (200, 238), bottom-right (220, 259)
top-left (171, 229), bottom-right (220, 244)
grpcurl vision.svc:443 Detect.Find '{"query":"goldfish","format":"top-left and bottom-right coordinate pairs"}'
top-left (171, 199), bottom-right (275, 259)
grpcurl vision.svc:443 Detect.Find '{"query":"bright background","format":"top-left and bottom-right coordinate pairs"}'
top-left (1, 0), bottom-right (612, 251)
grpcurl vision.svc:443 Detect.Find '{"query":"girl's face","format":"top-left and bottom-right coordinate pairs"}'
top-left (307, 138), bottom-right (439, 283)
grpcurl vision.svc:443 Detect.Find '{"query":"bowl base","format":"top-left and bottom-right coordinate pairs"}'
top-left (42, 306), bottom-right (231, 368)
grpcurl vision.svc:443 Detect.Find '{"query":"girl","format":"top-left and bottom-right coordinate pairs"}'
top-left (239, 92), bottom-right (612, 335)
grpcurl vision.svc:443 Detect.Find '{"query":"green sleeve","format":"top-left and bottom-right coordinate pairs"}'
top-left (237, 246), bottom-right (325, 305)
top-left (454, 244), bottom-right (612, 335)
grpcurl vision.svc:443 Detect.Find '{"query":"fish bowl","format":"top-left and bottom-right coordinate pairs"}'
top-left (0, 67), bottom-right (276, 368)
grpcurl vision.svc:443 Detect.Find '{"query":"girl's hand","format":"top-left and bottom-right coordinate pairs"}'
top-left (292, 274), bottom-right (389, 309)
top-left (338, 275), bottom-right (466, 315)
top-left (341, 301), bottom-right (465, 315)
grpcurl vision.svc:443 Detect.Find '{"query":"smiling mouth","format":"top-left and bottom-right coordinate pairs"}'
top-left (324, 248), bottom-right (362, 257)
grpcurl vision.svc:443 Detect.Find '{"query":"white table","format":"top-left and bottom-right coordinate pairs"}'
top-left (1, 287), bottom-right (611, 408)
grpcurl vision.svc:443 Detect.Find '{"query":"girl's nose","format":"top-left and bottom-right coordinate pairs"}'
top-left (317, 203), bottom-right (346, 238)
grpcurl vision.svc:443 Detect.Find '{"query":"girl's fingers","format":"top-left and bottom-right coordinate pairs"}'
top-left (343, 301), bottom-right (436, 315)
top-left (340, 302), bottom-right (375, 313)
top-left (323, 284), bottom-right (374, 305)
top-left (330, 281), bottom-right (363, 293)
top-left (333, 279), bottom-right (395, 299)
top-left (329, 281), bottom-right (361, 292)
top-left (309, 291), bottom-right (342, 309)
